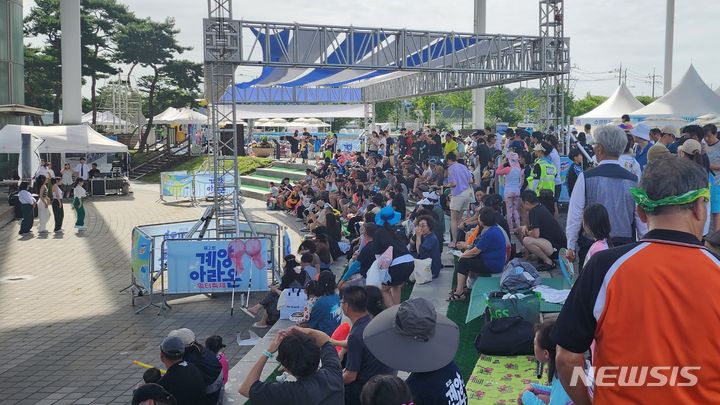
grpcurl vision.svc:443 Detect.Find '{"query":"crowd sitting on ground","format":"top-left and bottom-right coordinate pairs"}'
top-left (133, 120), bottom-right (720, 404)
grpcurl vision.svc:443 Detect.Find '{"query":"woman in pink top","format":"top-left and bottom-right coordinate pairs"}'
top-left (205, 335), bottom-right (229, 385)
top-left (496, 152), bottom-right (523, 232)
top-left (582, 203), bottom-right (612, 268)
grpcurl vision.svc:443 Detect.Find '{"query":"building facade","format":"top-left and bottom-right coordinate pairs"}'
top-left (0, 0), bottom-right (24, 128)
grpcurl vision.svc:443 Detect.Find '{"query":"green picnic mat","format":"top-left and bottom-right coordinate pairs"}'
top-left (466, 354), bottom-right (541, 404)
top-left (466, 277), bottom-right (570, 323)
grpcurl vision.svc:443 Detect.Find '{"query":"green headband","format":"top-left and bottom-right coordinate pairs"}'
top-left (630, 187), bottom-right (710, 212)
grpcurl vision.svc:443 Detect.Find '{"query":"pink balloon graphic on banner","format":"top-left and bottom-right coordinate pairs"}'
top-left (245, 239), bottom-right (265, 269)
top-left (228, 240), bottom-right (246, 274)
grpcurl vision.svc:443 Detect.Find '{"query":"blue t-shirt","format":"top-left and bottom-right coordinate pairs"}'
top-left (307, 294), bottom-right (342, 336)
top-left (418, 232), bottom-right (442, 276)
top-left (473, 225), bottom-right (506, 273)
top-left (314, 139), bottom-right (322, 152)
top-left (405, 361), bottom-right (467, 405)
top-left (635, 142), bottom-right (653, 169)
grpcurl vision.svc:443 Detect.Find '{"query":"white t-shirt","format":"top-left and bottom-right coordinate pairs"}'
top-left (618, 154), bottom-right (642, 178)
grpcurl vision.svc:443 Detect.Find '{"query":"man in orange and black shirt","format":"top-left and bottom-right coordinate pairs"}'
top-left (553, 156), bottom-right (720, 404)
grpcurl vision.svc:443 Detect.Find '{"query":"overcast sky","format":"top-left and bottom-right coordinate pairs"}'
top-left (23, 0), bottom-right (720, 98)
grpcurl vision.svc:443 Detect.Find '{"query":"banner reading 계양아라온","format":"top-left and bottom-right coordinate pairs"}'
top-left (131, 228), bottom-right (153, 290)
top-left (193, 172), bottom-right (235, 198)
top-left (166, 239), bottom-right (270, 294)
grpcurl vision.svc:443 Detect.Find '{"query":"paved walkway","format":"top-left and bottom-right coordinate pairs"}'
top-left (0, 183), bottom-right (299, 404)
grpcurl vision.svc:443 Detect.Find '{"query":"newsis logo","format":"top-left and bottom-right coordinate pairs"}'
top-left (570, 366), bottom-right (701, 387)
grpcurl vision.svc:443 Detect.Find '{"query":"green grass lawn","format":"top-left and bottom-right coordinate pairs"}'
top-left (141, 156), bottom-right (272, 183)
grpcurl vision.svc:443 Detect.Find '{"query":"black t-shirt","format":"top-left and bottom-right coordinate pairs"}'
top-left (250, 342), bottom-right (344, 405)
top-left (405, 361), bottom-right (468, 405)
top-left (158, 361), bottom-right (207, 405)
top-left (357, 240), bottom-right (378, 277)
top-left (528, 204), bottom-right (567, 250)
top-left (372, 227), bottom-right (409, 259)
top-left (475, 143), bottom-right (492, 166)
top-left (345, 315), bottom-right (396, 385)
top-left (289, 137), bottom-right (300, 152)
top-left (391, 194), bottom-right (407, 220)
top-left (429, 134), bottom-right (443, 156)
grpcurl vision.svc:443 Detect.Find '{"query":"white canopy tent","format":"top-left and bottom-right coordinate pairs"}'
top-left (81, 111), bottom-right (130, 127)
top-left (152, 107), bottom-right (207, 125)
top-left (631, 65), bottom-right (720, 120)
top-left (152, 107), bottom-right (180, 124)
top-left (574, 83), bottom-right (644, 126)
top-left (0, 125), bottom-right (128, 153)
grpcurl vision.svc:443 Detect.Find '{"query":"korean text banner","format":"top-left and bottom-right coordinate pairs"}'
top-left (166, 239), bottom-right (270, 294)
top-left (131, 228), bottom-right (153, 290)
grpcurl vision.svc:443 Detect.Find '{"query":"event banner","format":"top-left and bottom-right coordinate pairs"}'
top-left (193, 172), bottom-right (235, 198)
top-left (166, 239), bottom-right (270, 294)
top-left (131, 228), bottom-right (153, 290)
top-left (161, 171), bottom-right (193, 197)
top-left (338, 140), bottom-right (362, 153)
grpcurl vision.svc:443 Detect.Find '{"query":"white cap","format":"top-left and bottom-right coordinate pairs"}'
top-left (630, 123), bottom-right (651, 141)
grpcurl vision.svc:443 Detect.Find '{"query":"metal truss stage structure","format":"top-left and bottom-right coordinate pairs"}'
top-left (205, 18), bottom-right (569, 104)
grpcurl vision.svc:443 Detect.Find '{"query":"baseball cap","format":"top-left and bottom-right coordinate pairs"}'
top-left (661, 125), bottom-right (679, 137)
top-left (647, 143), bottom-right (671, 162)
top-left (160, 336), bottom-right (186, 357)
top-left (168, 328), bottom-right (195, 346)
top-left (533, 143), bottom-right (544, 152)
top-left (679, 139), bottom-right (702, 155)
top-left (132, 384), bottom-right (175, 405)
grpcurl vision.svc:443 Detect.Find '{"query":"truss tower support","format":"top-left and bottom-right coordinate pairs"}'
top-left (539, 0), bottom-right (568, 132)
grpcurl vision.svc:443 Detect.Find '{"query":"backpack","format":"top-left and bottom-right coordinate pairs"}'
top-left (475, 316), bottom-right (534, 355)
top-left (500, 259), bottom-right (541, 292)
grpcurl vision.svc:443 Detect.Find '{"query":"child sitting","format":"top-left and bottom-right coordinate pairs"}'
top-left (205, 335), bottom-right (229, 386)
top-left (518, 320), bottom-right (572, 405)
top-left (583, 203), bottom-right (612, 268)
top-left (267, 182), bottom-right (279, 210)
top-left (142, 367), bottom-right (162, 384)
top-left (300, 253), bottom-right (317, 280)
top-left (299, 280), bottom-right (321, 324)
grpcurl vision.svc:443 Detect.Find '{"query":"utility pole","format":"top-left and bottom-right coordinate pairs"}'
top-left (664, 0), bottom-right (675, 94)
top-left (649, 68), bottom-right (658, 98)
top-left (623, 68), bottom-right (628, 84)
top-left (618, 62), bottom-right (622, 85)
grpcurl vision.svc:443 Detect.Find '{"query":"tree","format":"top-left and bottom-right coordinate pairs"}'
top-left (570, 92), bottom-right (608, 118)
top-left (636, 96), bottom-right (656, 106)
top-left (24, 0), bottom-right (137, 124)
top-left (115, 17), bottom-right (191, 150)
top-left (412, 95), bottom-right (442, 125)
top-left (443, 91), bottom-right (472, 129)
top-left (147, 60), bottom-right (204, 113)
top-left (80, 0), bottom-right (136, 124)
top-left (513, 88), bottom-right (540, 124)
top-left (374, 100), bottom-right (400, 123)
top-left (24, 47), bottom-right (62, 122)
top-left (485, 86), bottom-right (521, 125)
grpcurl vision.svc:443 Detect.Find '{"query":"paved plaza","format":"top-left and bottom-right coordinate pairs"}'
top-left (0, 183), bottom-right (296, 404)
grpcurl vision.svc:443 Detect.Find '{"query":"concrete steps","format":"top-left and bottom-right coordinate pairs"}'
top-left (239, 174), bottom-right (285, 189)
top-left (255, 168), bottom-right (306, 181)
top-left (271, 161), bottom-right (315, 171)
top-left (238, 183), bottom-right (268, 201)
